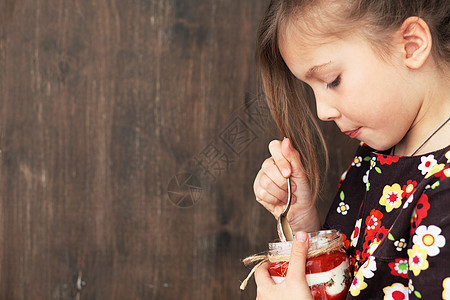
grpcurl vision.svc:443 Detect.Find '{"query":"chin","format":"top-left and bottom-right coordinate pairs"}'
top-left (361, 140), bottom-right (393, 152)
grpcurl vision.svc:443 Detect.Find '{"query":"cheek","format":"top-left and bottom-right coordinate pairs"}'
top-left (338, 78), bottom-right (373, 117)
top-left (340, 70), bottom-right (403, 123)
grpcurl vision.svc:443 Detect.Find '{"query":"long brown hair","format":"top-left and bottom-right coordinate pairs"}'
top-left (256, 0), bottom-right (450, 202)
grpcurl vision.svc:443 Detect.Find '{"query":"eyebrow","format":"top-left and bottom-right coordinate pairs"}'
top-left (306, 61), bottom-right (332, 78)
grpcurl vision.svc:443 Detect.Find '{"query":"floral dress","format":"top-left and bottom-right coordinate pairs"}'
top-left (323, 142), bottom-right (450, 299)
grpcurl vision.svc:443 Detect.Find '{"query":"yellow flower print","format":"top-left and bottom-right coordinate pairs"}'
top-left (445, 168), bottom-right (450, 178)
top-left (408, 244), bottom-right (429, 276)
top-left (425, 163), bottom-right (445, 178)
top-left (379, 183), bottom-right (403, 212)
top-left (443, 277), bottom-right (450, 299)
top-left (445, 150), bottom-right (450, 163)
top-left (349, 270), bottom-right (368, 296)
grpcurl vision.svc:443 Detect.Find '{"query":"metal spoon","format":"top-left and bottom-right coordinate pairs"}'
top-left (277, 177), bottom-right (294, 241)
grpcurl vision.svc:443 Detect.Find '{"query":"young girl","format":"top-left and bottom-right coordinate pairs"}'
top-left (252, 0), bottom-right (450, 299)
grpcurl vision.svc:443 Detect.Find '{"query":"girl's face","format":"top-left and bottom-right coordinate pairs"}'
top-left (279, 24), bottom-right (422, 151)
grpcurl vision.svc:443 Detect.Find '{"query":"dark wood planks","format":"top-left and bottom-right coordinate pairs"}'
top-left (0, 0), bottom-right (357, 299)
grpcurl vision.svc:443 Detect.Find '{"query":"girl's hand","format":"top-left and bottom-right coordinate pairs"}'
top-left (253, 138), bottom-right (320, 233)
top-left (254, 232), bottom-right (313, 300)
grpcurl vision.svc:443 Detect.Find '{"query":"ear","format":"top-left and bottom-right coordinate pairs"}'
top-left (397, 17), bottom-right (432, 69)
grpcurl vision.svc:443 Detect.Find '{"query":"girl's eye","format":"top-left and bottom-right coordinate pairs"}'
top-left (326, 75), bottom-right (341, 89)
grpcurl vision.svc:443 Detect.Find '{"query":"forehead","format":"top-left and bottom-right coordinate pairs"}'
top-left (276, 0), bottom-right (363, 56)
top-left (280, 0), bottom-right (353, 37)
top-left (278, 20), bottom-right (344, 78)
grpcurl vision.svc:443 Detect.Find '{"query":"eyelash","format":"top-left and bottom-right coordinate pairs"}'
top-left (326, 75), bottom-right (341, 89)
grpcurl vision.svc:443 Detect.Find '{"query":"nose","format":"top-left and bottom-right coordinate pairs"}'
top-left (315, 94), bottom-right (340, 121)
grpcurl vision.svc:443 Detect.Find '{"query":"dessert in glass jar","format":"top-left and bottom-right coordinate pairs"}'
top-left (268, 229), bottom-right (351, 300)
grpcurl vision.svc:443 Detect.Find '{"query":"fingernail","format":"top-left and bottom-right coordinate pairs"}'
top-left (296, 232), bottom-right (307, 242)
top-left (282, 169), bottom-right (290, 177)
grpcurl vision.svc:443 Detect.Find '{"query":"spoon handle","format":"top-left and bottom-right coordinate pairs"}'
top-left (281, 177), bottom-right (292, 217)
top-left (277, 177), bottom-right (294, 241)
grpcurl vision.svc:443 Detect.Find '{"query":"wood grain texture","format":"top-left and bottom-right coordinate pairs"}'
top-left (0, 0), bottom-right (358, 299)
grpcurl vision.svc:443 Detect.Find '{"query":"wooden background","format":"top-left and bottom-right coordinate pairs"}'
top-left (0, 0), bottom-right (357, 299)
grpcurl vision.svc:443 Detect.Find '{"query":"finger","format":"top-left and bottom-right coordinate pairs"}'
top-left (268, 140), bottom-right (292, 178)
top-left (260, 157), bottom-right (289, 188)
top-left (254, 261), bottom-right (276, 287)
top-left (254, 168), bottom-right (286, 205)
top-left (255, 192), bottom-right (286, 217)
top-left (254, 189), bottom-right (288, 218)
top-left (258, 172), bottom-right (289, 203)
top-left (280, 138), bottom-right (306, 179)
top-left (286, 231), bottom-right (309, 283)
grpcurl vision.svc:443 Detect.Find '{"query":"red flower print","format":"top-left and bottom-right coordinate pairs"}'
top-left (383, 283), bottom-right (408, 300)
top-left (342, 233), bottom-right (350, 250)
top-left (377, 154), bottom-right (400, 165)
top-left (362, 230), bottom-right (376, 251)
top-left (410, 194), bottom-right (430, 235)
top-left (402, 180), bottom-right (417, 198)
top-left (362, 227), bottom-right (389, 260)
top-left (352, 225), bottom-right (360, 240)
top-left (365, 209), bottom-right (383, 232)
top-left (387, 193), bottom-right (399, 204)
top-left (351, 219), bottom-right (362, 247)
top-left (433, 166), bottom-right (450, 180)
top-left (353, 227), bottom-right (360, 239)
top-left (388, 258), bottom-right (409, 278)
top-left (349, 255), bottom-right (357, 276)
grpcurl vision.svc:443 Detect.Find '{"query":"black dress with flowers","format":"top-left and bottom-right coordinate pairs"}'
top-left (323, 142), bottom-right (450, 299)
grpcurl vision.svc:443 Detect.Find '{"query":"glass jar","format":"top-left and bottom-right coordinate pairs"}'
top-left (268, 230), bottom-right (351, 300)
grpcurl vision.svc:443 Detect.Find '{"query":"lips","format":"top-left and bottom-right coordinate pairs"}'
top-left (343, 127), bottom-right (361, 139)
